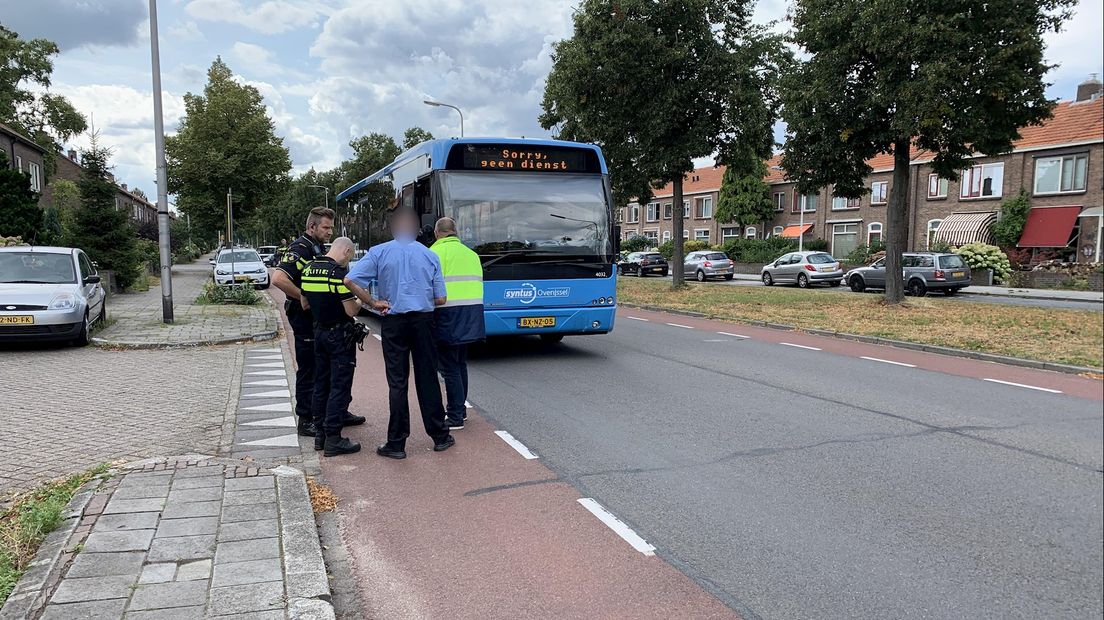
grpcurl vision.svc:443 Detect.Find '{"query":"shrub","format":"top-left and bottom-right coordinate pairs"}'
top-left (804, 238), bottom-right (830, 252)
top-left (846, 244), bottom-right (874, 264)
top-left (954, 242), bottom-right (1012, 284)
top-left (684, 240), bottom-right (711, 254)
top-left (621, 235), bottom-right (652, 253)
top-left (993, 189), bottom-right (1031, 248)
top-left (930, 239), bottom-right (953, 253)
top-left (722, 236), bottom-right (797, 264)
top-left (196, 281), bottom-right (260, 305)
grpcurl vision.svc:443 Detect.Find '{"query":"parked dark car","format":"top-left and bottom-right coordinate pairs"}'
top-left (619, 252), bottom-right (669, 277)
top-left (844, 252), bottom-right (971, 296)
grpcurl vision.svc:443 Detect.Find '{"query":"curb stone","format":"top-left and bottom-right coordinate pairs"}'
top-left (91, 330), bottom-right (278, 350)
top-left (273, 465), bottom-right (336, 619)
top-left (0, 479), bottom-right (97, 620)
top-left (618, 302), bottom-right (1103, 375)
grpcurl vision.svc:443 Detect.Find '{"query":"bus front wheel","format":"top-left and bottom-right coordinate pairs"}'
top-left (540, 334), bottom-right (564, 344)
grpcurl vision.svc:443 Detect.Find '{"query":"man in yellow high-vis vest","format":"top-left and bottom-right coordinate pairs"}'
top-left (430, 217), bottom-right (485, 430)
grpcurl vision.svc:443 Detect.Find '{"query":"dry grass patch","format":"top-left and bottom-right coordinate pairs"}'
top-left (307, 477), bottom-right (338, 514)
top-left (617, 278), bottom-right (1103, 368)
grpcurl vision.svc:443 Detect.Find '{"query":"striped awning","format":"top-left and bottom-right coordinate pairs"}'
top-left (933, 211), bottom-right (997, 247)
top-left (780, 224), bottom-right (813, 239)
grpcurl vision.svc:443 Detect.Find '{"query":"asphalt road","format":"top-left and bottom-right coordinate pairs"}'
top-left (650, 274), bottom-right (1104, 311)
top-left (462, 312), bottom-right (1103, 619)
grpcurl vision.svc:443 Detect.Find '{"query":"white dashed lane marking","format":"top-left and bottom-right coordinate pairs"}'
top-left (717, 331), bottom-right (748, 339)
top-left (780, 342), bottom-right (821, 351)
top-left (860, 356), bottom-right (917, 368)
top-left (625, 316), bottom-right (649, 322)
top-left (665, 323), bottom-right (694, 329)
top-left (577, 498), bottom-right (656, 556)
top-left (494, 431), bottom-right (539, 459)
top-left (983, 378), bottom-right (1062, 394)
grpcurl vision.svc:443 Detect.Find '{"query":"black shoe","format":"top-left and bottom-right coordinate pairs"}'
top-left (433, 435), bottom-right (456, 452)
top-left (376, 444), bottom-right (406, 460)
top-left (296, 420), bottom-right (317, 437)
top-left (323, 436), bottom-right (361, 457)
top-left (341, 414), bottom-right (366, 427)
top-left (446, 419), bottom-right (464, 430)
top-left (314, 433), bottom-right (325, 452)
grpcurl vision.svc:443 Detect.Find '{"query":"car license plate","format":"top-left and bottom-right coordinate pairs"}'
top-left (820, 266), bottom-right (834, 272)
top-left (234, 275), bottom-right (251, 282)
top-left (952, 271), bottom-right (965, 278)
top-left (518, 317), bottom-right (556, 328)
top-left (0, 315), bottom-right (34, 325)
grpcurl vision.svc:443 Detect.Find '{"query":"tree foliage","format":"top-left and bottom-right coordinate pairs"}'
top-left (716, 161), bottom-right (775, 228)
top-left (0, 150), bottom-right (42, 241)
top-left (780, 0), bottom-right (1073, 302)
top-left (402, 126), bottom-right (434, 150)
top-left (540, 0), bottom-right (786, 289)
top-left (69, 140), bottom-right (142, 289)
top-left (166, 58), bottom-right (291, 240)
top-left (0, 25), bottom-right (87, 157)
top-left (993, 189), bottom-right (1032, 248)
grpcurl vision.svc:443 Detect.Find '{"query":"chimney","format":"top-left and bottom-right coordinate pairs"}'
top-left (67, 149), bottom-right (77, 162)
top-left (1076, 73), bottom-right (1102, 102)
top-left (121, 183), bottom-right (128, 191)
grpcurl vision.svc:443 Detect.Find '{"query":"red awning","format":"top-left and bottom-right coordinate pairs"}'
top-left (781, 224), bottom-right (813, 239)
top-left (1018, 206), bottom-right (1082, 248)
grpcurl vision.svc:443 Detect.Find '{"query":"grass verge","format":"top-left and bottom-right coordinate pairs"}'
top-left (617, 278), bottom-right (1104, 368)
top-left (0, 465), bottom-right (109, 604)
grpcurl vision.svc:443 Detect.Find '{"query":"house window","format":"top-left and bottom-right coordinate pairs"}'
top-left (28, 162), bottom-right (42, 192)
top-left (831, 195), bottom-right (860, 210)
top-left (745, 226), bottom-right (757, 239)
top-left (662, 230), bottom-right (671, 242)
top-left (646, 202), bottom-right (660, 222)
top-left (683, 201), bottom-right (690, 218)
top-left (773, 192), bottom-right (787, 212)
top-left (696, 197), bottom-right (713, 218)
top-left (832, 223), bottom-right (860, 257)
top-left (870, 181), bottom-right (888, 205)
top-left (721, 227), bottom-right (740, 241)
top-left (960, 163), bottom-right (1004, 198)
top-left (793, 191), bottom-right (817, 213)
top-left (628, 205), bottom-right (639, 223)
top-left (927, 174), bottom-right (948, 198)
top-left (683, 229), bottom-right (689, 240)
top-left (773, 226), bottom-right (784, 237)
top-left (644, 230), bottom-right (659, 243)
top-left (14, 155), bottom-right (22, 171)
top-left (926, 219), bottom-right (943, 249)
top-left (694, 229), bottom-right (710, 242)
top-left (663, 203), bottom-right (672, 219)
top-left (1034, 154), bottom-right (1088, 194)
top-left (867, 222), bottom-right (883, 246)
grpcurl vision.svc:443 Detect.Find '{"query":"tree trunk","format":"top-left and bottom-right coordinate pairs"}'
top-left (884, 138), bottom-right (912, 304)
top-left (672, 175), bottom-right (685, 289)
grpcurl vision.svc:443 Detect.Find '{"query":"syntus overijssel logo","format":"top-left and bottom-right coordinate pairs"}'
top-left (504, 283), bottom-right (570, 305)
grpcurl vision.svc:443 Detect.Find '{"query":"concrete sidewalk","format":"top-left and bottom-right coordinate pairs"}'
top-left (92, 255), bottom-right (279, 348)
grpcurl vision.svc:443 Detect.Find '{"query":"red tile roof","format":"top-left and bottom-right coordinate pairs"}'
top-left (649, 165), bottom-right (725, 198)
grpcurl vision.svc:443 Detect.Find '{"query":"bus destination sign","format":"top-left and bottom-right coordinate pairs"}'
top-left (454, 144), bottom-right (596, 173)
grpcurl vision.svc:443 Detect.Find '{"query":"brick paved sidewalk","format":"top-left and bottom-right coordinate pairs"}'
top-left (92, 255), bottom-right (279, 348)
top-left (0, 456), bottom-right (333, 620)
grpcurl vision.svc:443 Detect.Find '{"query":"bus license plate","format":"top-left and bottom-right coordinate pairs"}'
top-left (518, 317), bottom-right (556, 328)
top-left (0, 316), bottom-right (33, 325)
top-left (952, 271), bottom-right (965, 278)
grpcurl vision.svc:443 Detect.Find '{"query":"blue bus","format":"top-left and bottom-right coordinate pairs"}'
top-left (337, 138), bottom-right (618, 342)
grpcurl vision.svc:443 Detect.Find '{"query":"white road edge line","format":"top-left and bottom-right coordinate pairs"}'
top-left (494, 430), bottom-right (539, 459)
top-left (577, 498), bottom-right (656, 556)
top-left (625, 316), bottom-right (649, 322)
top-left (666, 322), bottom-right (694, 329)
top-left (780, 342), bottom-right (821, 351)
top-left (983, 378), bottom-right (1062, 394)
top-left (860, 356), bottom-right (917, 368)
top-left (717, 331), bottom-right (749, 339)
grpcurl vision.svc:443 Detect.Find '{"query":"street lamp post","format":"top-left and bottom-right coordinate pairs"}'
top-left (423, 100), bottom-right (464, 137)
top-left (148, 0), bottom-right (173, 323)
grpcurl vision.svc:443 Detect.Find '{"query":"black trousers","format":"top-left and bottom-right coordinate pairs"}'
top-left (287, 307), bottom-right (315, 421)
top-left (437, 343), bottom-right (469, 423)
top-left (311, 326), bottom-right (356, 438)
top-left (380, 312), bottom-right (448, 448)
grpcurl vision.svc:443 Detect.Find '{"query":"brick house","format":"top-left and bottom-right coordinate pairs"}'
top-left (48, 149), bottom-right (160, 226)
top-left (0, 122), bottom-right (47, 198)
top-left (621, 81), bottom-right (1103, 262)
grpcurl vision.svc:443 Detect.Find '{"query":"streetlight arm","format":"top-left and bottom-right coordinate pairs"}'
top-left (423, 99), bottom-right (464, 137)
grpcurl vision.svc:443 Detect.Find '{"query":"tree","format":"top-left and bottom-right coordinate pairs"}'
top-left (337, 133), bottom-right (401, 247)
top-left (402, 126), bottom-right (434, 150)
top-left (166, 57), bottom-right (291, 239)
top-left (69, 140), bottom-right (142, 290)
top-left (0, 26), bottom-right (87, 158)
top-left (45, 177), bottom-right (80, 244)
top-left (716, 161), bottom-right (775, 230)
top-left (0, 151), bottom-right (41, 241)
top-left (541, 0), bottom-right (785, 289)
top-left (780, 0), bottom-right (1073, 303)
top-left (993, 189), bottom-right (1032, 249)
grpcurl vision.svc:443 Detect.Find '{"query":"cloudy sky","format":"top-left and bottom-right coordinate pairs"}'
top-left (1, 0), bottom-right (1101, 199)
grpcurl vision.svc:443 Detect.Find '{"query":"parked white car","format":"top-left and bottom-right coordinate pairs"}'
top-left (0, 246), bottom-right (107, 346)
top-left (212, 249), bottom-right (270, 288)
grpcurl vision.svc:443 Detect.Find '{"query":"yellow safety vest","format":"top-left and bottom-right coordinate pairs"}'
top-left (430, 236), bottom-right (483, 307)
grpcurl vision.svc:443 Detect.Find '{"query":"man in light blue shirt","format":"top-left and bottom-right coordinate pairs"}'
top-left (345, 208), bottom-right (454, 458)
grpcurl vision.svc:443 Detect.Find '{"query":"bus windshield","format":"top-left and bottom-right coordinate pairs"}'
top-left (437, 172), bottom-right (612, 259)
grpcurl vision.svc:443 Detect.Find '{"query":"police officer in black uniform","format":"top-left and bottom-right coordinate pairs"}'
top-left (272, 206), bottom-right (336, 437)
top-left (300, 237), bottom-right (363, 456)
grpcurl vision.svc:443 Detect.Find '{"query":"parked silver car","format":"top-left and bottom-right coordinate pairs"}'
top-left (685, 251), bottom-right (734, 281)
top-left (844, 252), bottom-right (971, 296)
top-left (0, 246), bottom-right (107, 345)
top-left (212, 248), bottom-right (270, 288)
top-left (761, 251), bottom-right (843, 288)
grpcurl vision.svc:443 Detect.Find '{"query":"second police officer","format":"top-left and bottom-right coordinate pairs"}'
top-left (299, 237), bottom-right (364, 456)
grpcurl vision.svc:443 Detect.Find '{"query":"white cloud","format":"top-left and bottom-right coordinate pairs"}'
top-left (229, 42), bottom-right (308, 80)
top-left (184, 0), bottom-right (328, 35)
top-left (167, 20), bottom-right (204, 42)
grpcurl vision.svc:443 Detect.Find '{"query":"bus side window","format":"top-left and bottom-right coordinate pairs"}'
top-left (400, 184), bottom-right (414, 210)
